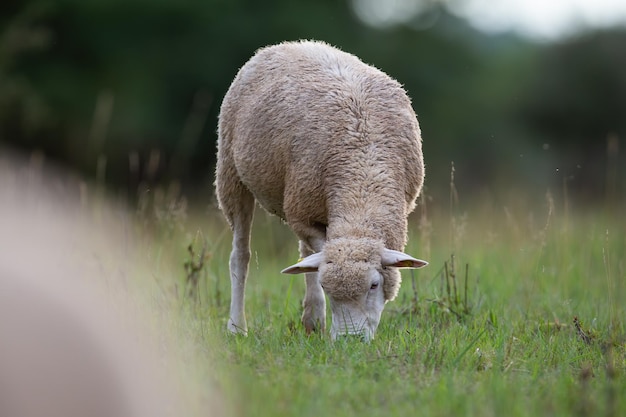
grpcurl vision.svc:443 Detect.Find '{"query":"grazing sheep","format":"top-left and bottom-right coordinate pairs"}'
top-left (216, 40), bottom-right (428, 341)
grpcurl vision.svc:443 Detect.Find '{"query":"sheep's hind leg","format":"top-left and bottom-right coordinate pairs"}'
top-left (299, 240), bottom-right (326, 334)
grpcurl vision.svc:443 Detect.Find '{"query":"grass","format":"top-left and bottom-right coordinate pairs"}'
top-left (2, 152), bottom-right (623, 416)
top-left (145, 188), bottom-right (626, 417)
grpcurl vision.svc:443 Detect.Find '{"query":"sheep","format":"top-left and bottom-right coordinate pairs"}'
top-left (215, 40), bottom-right (428, 341)
top-left (0, 153), bottom-right (215, 417)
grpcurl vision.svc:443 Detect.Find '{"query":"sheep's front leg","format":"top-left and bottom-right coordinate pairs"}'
top-left (220, 188), bottom-right (255, 336)
top-left (227, 219), bottom-right (252, 335)
top-left (299, 239), bottom-right (326, 334)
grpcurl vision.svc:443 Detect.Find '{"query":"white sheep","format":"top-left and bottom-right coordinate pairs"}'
top-left (0, 155), bottom-right (203, 417)
top-left (215, 40), bottom-right (428, 341)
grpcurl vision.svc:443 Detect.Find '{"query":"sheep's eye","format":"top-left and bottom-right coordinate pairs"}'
top-left (370, 282), bottom-right (379, 290)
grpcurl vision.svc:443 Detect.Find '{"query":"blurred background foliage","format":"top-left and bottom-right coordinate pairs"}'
top-left (1, 0), bottom-right (624, 205)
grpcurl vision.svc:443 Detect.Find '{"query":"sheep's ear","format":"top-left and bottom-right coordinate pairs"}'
top-left (381, 249), bottom-right (428, 269)
top-left (281, 252), bottom-right (324, 274)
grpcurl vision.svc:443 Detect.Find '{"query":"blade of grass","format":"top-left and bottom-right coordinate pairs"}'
top-left (452, 328), bottom-right (487, 368)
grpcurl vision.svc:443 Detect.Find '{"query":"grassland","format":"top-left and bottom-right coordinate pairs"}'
top-left (146, 188), bottom-right (625, 417)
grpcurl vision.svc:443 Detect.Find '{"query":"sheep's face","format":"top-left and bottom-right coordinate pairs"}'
top-left (322, 263), bottom-right (386, 342)
top-left (282, 238), bottom-right (427, 341)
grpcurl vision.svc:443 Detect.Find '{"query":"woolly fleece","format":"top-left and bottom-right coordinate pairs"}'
top-left (216, 40), bottom-right (424, 309)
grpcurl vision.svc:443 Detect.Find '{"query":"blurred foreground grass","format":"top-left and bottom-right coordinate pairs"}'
top-left (2, 153), bottom-right (623, 417)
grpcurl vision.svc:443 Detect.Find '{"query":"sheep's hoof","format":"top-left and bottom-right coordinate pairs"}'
top-left (227, 319), bottom-right (248, 336)
top-left (302, 316), bottom-right (326, 335)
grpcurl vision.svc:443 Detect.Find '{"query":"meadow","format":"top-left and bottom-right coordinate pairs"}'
top-left (143, 183), bottom-right (625, 417)
top-left (4, 153), bottom-right (622, 416)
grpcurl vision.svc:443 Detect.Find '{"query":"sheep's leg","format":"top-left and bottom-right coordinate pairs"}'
top-left (299, 239), bottom-right (326, 334)
top-left (227, 205), bottom-right (254, 335)
top-left (217, 158), bottom-right (255, 335)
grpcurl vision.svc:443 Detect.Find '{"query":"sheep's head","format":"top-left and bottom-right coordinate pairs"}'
top-left (282, 238), bottom-right (427, 341)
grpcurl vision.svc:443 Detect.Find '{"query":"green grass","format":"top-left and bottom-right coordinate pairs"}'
top-left (152, 194), bottom-right (625, 417)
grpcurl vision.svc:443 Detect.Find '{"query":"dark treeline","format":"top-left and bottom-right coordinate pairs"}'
top-left (1, 0), bottom-right (625, 204)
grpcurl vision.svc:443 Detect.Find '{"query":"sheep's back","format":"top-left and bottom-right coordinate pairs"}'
top-left (219, 41), bottom-right (423, 223)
